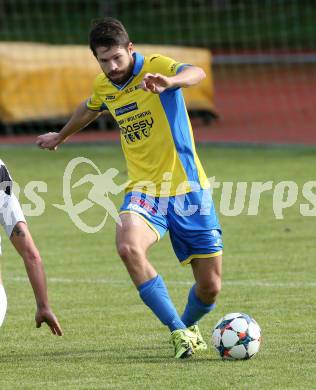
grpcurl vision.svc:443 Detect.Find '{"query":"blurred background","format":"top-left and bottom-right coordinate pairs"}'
top-left (0, 0), bottom-right (315, 145)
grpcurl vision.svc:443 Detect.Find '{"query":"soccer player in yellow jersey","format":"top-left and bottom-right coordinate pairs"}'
top-left (37, 17), bottom-right (222, 358)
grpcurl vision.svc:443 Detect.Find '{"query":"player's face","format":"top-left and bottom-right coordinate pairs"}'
top-left (95, 43), bottom-right (134, 84)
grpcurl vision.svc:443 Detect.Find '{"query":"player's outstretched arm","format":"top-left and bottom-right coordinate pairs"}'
top-left (10, 222), bottom-right (63, 336)
top-left (36, 100), bottom-right (101, 151)
top-left (141, 66), bottom-right (206, 94)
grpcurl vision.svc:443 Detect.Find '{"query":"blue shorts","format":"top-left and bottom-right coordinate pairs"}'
top-left (120, 189), bottom-right (223, 265)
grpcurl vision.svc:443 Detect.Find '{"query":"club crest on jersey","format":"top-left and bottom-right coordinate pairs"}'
top-left (115, 102), bottom-right (138, 116)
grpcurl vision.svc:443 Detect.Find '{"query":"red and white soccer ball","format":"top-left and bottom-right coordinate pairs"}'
top-left (212, 312), bottom-right (262, 360)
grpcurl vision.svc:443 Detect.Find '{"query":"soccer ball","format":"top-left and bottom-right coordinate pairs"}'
top-left (212, 312), bottom-right (261, 360)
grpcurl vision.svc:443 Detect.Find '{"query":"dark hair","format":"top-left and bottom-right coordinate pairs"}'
top-left (89, 17), bottom-right (130, 57)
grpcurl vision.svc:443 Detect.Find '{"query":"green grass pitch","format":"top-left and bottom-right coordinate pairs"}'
top-left (0, 144), bottom-right (315, 389)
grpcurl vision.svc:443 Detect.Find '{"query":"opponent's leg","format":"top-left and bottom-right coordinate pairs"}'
top-left (116, 213), bottom-right (194, 358)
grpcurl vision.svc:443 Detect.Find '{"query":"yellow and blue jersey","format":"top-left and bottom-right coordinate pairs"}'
top-left (87, 52), bottom-right (210, 196)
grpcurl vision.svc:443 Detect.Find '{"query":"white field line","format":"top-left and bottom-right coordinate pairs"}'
top-left (7, 276), bottom-right (316, 288)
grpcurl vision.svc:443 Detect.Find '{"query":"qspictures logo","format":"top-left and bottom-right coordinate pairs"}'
top-left (53, 157), bottom-right (129, 232)
top-left (1, 157), bottom-right (316, 233)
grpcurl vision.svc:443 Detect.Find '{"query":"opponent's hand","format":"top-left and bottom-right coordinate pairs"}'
top-left (36, 132), bottom-right (61, 151)
top-left (35, 307), bottom-right (63, 336)
top-left (140, 73), bottom-right (173, 94)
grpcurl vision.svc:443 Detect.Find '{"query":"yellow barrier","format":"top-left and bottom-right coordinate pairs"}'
top-left (0, 42), bottom-right (215, 124)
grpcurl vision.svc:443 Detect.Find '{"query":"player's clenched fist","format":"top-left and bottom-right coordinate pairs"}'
top-left (140, 73), bottom-right (173, 94)
top-left (36, 132), bottom-right (61, 150)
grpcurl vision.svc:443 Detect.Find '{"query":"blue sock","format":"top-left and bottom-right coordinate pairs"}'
top-left (138, 275), bottom-right (186, 332)
top-left (181, 284), bottom-right (216, 327)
